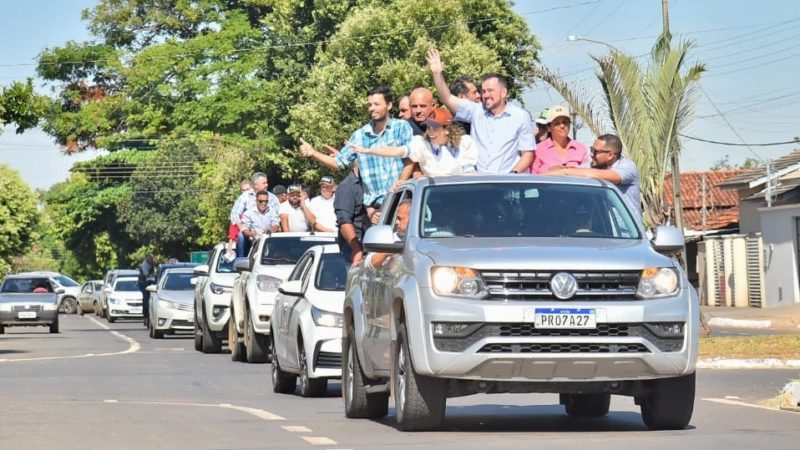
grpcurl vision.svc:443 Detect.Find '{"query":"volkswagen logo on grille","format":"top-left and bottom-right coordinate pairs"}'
top-left (550, 272), bottom-right (578, 300)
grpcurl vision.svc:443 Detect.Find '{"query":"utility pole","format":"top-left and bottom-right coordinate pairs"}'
top-left (662, 0), bottom-right (687, 266)
top-left (701, 174), bottom-right (707, 233)
top-left (766, 159), bottom-right (773, 207)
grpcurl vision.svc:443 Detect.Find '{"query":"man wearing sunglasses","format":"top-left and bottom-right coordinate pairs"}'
top-left (242, 191), bottom-right (279, 243)
top-left (548, 134), bottom-right (642, 224)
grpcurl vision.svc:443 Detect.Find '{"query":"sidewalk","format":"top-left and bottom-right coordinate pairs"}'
top-left (702, 302), bottom-right (800, 331)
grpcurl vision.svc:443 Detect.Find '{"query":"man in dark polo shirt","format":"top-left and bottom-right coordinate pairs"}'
top-left (334, 164), bottom-right (370, 266)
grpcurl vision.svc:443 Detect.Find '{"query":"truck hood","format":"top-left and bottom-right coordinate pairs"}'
top-left (0, 293), bottom-right (58, 304)
top-left (415, 237), bottom-right (674, 271)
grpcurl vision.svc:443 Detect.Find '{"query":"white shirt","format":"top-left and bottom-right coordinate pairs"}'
top-left (403, 135), bottom-right (478, 177)
top-left (309, 195), bottom-right (337, 232)
top-left (279, 201), bottom-right (311, 232)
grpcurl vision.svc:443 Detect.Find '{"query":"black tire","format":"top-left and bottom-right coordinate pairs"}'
top-left (49, 316), bottom-right (59, 334)
top-left (244, 308), bottom-right (268, 364)
top-left (107, 312), bottom-right (116, 324)
top-left (193, 308), bottom-right (203, 351)
top-left (229, 310), bottom-right (246, 362)
top-left (200, 306), bottom-right (223, 354)
top-left (94, 302), bottom-right (101, 316)
top-left (561, 393), bottom-right (611, 417)
top-left (393, 321), bottom-right (447, 431)
top-left (271, 332), bottom-right (297, 394)
top-left (298, 338), bottom-right (327, 397)
top-left (77, 304), bottom-right (85, 316)
top-left (640, 373), bottom-right (695, 430)
top-left (0, 324), bottom-right (4, 334)
top-left (61, 297), bottom-right (77, 315)
top-left (342, 319), bottom-right (388, 419)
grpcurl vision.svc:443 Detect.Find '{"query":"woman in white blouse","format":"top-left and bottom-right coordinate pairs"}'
top-left (347, 107), bottom-right (477, 176)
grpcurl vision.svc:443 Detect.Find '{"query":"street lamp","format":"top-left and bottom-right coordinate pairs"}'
top-left (566, 35), bottom-right (619, 52)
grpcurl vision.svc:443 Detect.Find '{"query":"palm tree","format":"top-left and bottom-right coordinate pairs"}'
top-left (537, 33), bottom-right (705, 227)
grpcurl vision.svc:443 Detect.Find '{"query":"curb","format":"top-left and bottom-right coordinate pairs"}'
top-left (698, 357), bottom-right (800, 369)
top-left (707, 317), bottom-right (772, 329)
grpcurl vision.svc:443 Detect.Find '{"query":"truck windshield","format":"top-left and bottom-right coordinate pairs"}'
top-left (315, 253), bottom-right (348, 291)
top-left (420, 183), bottom-right (640, 239)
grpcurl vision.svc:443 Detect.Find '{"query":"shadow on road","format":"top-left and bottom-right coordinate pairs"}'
top-left (0, 349), bottom-right (28, 355)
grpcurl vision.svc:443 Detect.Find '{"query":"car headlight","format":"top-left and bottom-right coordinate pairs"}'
top-left (210, 282), bottom-right (230, 295)
top-left (256, 275), bottom-right (281, 292)
top-left (109, 297), bottom-right (121, 305)
top-left (311, 305), bottom-right (343, 327)
top-left (637, 267), bottom-right (680, 298)
top-left (430, 266), bottom-right (487, 299)
top-left (159, 300), bottom-right (180, 310)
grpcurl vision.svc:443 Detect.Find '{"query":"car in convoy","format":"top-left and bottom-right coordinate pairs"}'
top-left (97, 269), bottom-right (139, 318)
top-left (104, 276), bottom-right (143, 323)
top-left (193, 243), bottom-right (237, 354)
top-left (270, 244), bottom-right (348, 397)
top-left (0, 273), bottom-right (63, 333)
top-left (229, 232), bottom-right (337, 363)
top-left (77, 280), bottom-right (103, 315)
top-left (147, 268), bottom-right (196, 339)
top-left (343, 175), bottom-right (698, 431)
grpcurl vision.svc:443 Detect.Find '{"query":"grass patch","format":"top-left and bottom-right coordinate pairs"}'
top-left (699, 335), bottom-right (800, 359)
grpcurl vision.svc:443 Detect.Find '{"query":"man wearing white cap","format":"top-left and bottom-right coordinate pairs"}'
top-left (534, 108), bottom-right (550, 144)
top-left (309, 176), bottom-right (338, 232)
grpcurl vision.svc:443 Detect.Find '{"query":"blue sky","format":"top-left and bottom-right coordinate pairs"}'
top-left (1, 0), bottom-right (799, 189)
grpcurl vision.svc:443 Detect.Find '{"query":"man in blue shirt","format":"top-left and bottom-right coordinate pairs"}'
top-left (427, 49), bottom-right (535, 174)
top-left (299, 86), bottom-right (414, 217)
top-left (547, 133), bottom-right (643, 225)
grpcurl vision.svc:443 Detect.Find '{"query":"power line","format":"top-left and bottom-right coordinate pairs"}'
top-left (680, 134), bottom-right (799, 147)
top-left (699, 87), bottom-right (763, 161)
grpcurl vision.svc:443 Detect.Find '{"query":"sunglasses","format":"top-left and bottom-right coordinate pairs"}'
top-left (590, 146), bottom-right (614, 156)
top-left (256, 199), bottom-right (269, 204)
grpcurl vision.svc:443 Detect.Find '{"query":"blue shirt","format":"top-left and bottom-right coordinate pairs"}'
top-left (611, 157), bottom-right (642, 224)
top-left (335, 118), bottom-right (412, 206)
top-left (230, 190), bottom-right (279, 228)
top-left (454, 100), bottom-right (536, 173)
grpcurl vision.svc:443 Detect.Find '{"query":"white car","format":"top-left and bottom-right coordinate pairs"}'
top-left (98, 269), bottom-right (139, 318)
top-left (193, 243), bottom-right (237, 353)
top-left (104, 276), bottom-right (143, 323)
top-left (229, 232), bottom-right (337, 363)
top-left (271, 244), bottom-right (348, 397)
top-left (147, 268), bottom-right (196, 338)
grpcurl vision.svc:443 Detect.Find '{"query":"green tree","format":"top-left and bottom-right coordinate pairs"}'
top-left (710, 154), bottom-right (734, 171)
top-left (538, 33), bottom-right (705, 226)
top-left (0, 79), bottom-right (48, 135)
top-left (0, 165), bottom-right (40, 275)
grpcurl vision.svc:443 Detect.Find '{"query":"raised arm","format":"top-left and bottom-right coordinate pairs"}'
top-left (299, 138), bottom-right (340, 171)
top-left (427, 49), bottom-right (461, 114)
top-left (347, 140), bottom-right (406, 158)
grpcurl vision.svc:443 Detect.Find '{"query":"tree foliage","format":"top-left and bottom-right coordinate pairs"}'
top-left (0, 165), bottom-right (40, 275)
top-left (0, 79), bottom-right (49, 135)
top-left (537, 34), bottom-right (704, 227)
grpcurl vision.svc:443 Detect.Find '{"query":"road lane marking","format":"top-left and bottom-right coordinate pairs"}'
top-left (283, 425), bottom-right (312, 433)
top-left (302, 437), bottom-right (337, 446)
top-left (703, 397), bottom-right (794, 413)
top-left (0, 316), bottom-right (140, 363)
top-left (102, 400), bottom-right (286, 420)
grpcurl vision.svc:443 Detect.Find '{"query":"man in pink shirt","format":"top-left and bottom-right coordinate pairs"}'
top-left (529, 105), bottom-right (589, 174)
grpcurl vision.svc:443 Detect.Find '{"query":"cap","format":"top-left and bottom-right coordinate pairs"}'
top-left (273, 185), bottom-right (287, 195)
top-left (424, 107), bottom-right (453, 129)
top-left (319, 176), bottom-right (335, 186)
top-left (287, 184), bottom-right (302, 193)
top-left (535, 109), bottom-right (549, 125)
top-left (546, 105), bottom-right (570, 124)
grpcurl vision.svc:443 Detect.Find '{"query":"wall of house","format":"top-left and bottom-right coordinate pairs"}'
top-left (759, 204), bottom-right (800, 307)
top-left (740, 199), bottom-right (763, 234)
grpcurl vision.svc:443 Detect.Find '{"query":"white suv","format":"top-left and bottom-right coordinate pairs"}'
top-left (193, 243), bottom-right (237, 353)
top-left (229, 232), bottom-right (336, 363)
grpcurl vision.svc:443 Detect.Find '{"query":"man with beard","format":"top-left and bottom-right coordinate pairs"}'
top-left (279, 185), bottom-right (317, 232)
top-left (547, 133), bottom-right (642, 224)
top-left (364, 199), bottom-right (411, 269)
top-left (299, 86), bottom-right (413, 219)
top-left (309, 176), bottom-right (337, 232)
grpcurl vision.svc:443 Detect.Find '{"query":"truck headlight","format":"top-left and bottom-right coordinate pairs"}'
top-left (256, 275), bottom-right (281, 292)
top-left (431, 266), bottom-right (487, 299)
top-left (637, 267), bottom-right (679, 298)
top-left (159, 300), bottom-right (180, 310)
top-left (210, 283), bottom-right (230, 295)
top-left (311, 305), bottom-right (343, 327)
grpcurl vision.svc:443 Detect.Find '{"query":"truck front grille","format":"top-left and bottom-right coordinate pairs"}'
top-left (478, 342), bottom-right (650, 354)
top-left (480, 270), bottom-right (640, 301)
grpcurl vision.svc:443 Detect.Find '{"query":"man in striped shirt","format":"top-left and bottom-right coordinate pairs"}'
top-left (299, 86), bottom-right (414, 220)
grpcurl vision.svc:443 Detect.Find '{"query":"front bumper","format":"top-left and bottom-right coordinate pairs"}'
top-left (205, 291), bottom-right (232, 332)
top-left (250, 292), bottom-right (277, 335)
top-left (409, 291), bottom-right (698, 382)
top-left (0, 309), bottom-right (58, 326)
top-left (155, 307), bottom-right (194, 331)
top-left (108, 304), bottom-right (143, 318)
top-left (306, 325), bottom-right (343, 379)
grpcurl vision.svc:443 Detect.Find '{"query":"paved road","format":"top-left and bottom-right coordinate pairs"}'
top-left (1, 315), bottom-right (799, 450)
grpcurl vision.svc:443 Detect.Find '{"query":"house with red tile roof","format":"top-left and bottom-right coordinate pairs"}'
top-left (664, 170), bottom-right (748, 235)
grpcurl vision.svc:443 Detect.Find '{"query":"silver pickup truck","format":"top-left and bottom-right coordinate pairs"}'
top-left (0, 273), bottom-right (63, 334)
top-left (343, 175), bottom-right (698, 431)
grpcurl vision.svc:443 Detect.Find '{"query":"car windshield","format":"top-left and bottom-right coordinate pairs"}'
top-left (0, 278), bottom-right (51, 293)
top-left (420, 182), bottom-right (640, 239)
top-left (114, 280), bottom-right (139, 292)
top-left (216, 253), bottom-right (235, 273)
top-left (53, 275), bottom-right (79, 287)
top-left (261, 238), bottom-right (334, 265)
top-left (315, 253), bottom-right (348, 291)
top-left (163, 273), bottom-right (195, 291)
